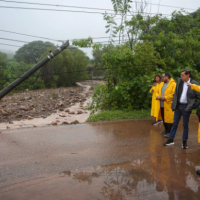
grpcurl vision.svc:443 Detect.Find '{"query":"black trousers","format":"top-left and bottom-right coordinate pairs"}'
top-left (161, 107), bottom-right (173, 134)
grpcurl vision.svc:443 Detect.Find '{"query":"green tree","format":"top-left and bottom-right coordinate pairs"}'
top-left (1, 61), bottom-right (45, 91)
top-left (40, 47), bottom-right (89, 87)
top-left (146, 10), bottom-right (200, 79)
top-left (71, 49), bottom-right (89, 81)
top-left (0, 52), bottom-right (8, 89)
top-left (0, 51), bottom-right (7, 76)
top-left (90, 41), bottom-right (165, 110)
top-left (14, 41), bottom-right (55, 64)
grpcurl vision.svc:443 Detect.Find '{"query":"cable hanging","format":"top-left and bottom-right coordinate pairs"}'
top-left (0, 0), bottom-right (197, 12)
top-left (0, 5), bottom-right (172, 17)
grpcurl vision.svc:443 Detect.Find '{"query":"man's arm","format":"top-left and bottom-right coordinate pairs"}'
top-left (194, 82), bottom-right (200, 109)
top-left (164, 82), bottom-right (176, 104)
top-left (188, 83), bottom-right (200, 93)
top-left (187, 81), bottom-right (200, 111)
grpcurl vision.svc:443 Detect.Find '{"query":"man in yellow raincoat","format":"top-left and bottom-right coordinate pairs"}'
top-left (164, 69), bottom-right (200, 149)
top-left (156, 72), bottom-right (176, 137)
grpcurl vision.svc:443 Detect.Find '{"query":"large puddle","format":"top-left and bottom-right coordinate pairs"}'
top-left (0, 116), bottom-right (200, 199)
top-left (1, 157), bottom-right (200, 200)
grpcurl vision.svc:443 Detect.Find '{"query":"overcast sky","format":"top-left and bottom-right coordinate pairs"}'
top-left (0, 0), bottom-right (200, 58)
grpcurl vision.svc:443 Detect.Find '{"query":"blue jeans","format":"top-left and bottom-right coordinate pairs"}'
top-left (169, 104), bottom-right (191, 141)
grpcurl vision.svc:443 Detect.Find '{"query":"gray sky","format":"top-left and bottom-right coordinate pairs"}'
top-left (0, 0), bottom-right (200, 58)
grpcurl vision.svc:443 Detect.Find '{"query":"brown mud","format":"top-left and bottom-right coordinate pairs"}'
top-left (0, 81), bottom-right (99, 129)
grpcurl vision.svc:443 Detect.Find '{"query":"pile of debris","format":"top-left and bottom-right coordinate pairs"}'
top-left (0, 80), bottom-right (98, 123)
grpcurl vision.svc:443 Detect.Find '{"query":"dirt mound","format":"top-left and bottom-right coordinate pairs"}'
top-left (0, 80), bottom-right (99, 123)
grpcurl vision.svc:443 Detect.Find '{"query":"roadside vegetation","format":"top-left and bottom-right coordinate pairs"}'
top-left (72, 1), bottom-right (200, 121)
top-left (87, 109), bottom-right (150, 122)
top-left (87, 109), bottom-right (197, 122)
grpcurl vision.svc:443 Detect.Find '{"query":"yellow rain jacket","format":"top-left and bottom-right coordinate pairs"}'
top-left (191, 84), bottom-right (200, 143)
top-left (156, 79), bottom-right (176, 123)
top-left (150, 83), bottom-right (161, 118)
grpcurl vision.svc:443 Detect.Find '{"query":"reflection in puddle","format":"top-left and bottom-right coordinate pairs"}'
top-left (1, 151), bottom-right (200, 200)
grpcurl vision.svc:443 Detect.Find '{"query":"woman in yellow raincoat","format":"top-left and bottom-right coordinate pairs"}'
top-left (150, 74), bottom-right (162, 125)
top-left (156, 74), bottom-right (176, 136)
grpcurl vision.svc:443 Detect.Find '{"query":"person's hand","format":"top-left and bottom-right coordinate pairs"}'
top-left (160, 97), bottom-right (165, 101)
top-left (184, 108), bottom-right (190, 112)
top-left (187, 83), bottom-right (192, 88)
top-left (151, 89), bottom-right (154, 92)
top-left (156, 96), bottom-right (161, 100)
top-left (153, 83), bottom-right (157, 86)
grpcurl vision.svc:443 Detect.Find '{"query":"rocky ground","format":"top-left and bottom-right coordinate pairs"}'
top-left (0, 80), bottom-right (99, 128)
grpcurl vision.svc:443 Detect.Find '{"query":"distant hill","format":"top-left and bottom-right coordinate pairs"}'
top-left (0, 49), bottom-right (15, 59)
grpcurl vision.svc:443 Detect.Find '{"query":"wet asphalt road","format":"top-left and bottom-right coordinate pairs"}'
top-left (0, 115), bottom-right (200, 200)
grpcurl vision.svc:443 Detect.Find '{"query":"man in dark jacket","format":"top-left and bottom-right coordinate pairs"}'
top-left (164, 69), bottom-right (200, 148)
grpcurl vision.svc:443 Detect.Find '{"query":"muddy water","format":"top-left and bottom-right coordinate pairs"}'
top-left (0, 115), bottom-right (200, 199)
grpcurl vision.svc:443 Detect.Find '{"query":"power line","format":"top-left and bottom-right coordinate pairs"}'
top-left (1, 55), bottom-right (200, 82)
top-left (0, 29), bottom-right (115, 42)
top-left (1, 30), bottom-right (200, 46)
top-left (0, 33), bottom-right (199, 51)
top-left (2, 56), bottom-right (199, 83)
top-left (0, 42), bottom-right (21, 48)
top-left (0, 0), bottom-right (198, 13)
top-left (0, 38), bottom-right (64, 49)
top-left (0, 37), bottom-right (127, 47)
top-left (3, 57), bottom-right (200, 82)
top-left (131, 0), bottom-right (197, 11)
top-left (1, 44), bottom-right (200, 81)
top-left (0, 55), bottom-right (200, 81)
top-left (0, 37), bottom-right (31, 44)
top-left (0, 6), bottom-right (172, 17)
top-left (0, 63), bottom-right (164, 81)
top-left (0, 0), bottom-right (115, 12)
top-left (0, 29), bottom-right (60, 42)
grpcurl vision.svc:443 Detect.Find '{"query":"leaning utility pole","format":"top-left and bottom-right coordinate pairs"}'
top-left (0, 41), bottom-right (69, 99)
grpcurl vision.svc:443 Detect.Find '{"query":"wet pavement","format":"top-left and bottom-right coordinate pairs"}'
top-left (0, 115), bottom-right (200, 200)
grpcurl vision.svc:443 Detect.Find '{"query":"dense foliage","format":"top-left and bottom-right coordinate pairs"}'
top-left (0, 44), bottom-right (90, 91)
top-left (14, 41), bottom-right (55, 64)
top-left (73, 3), bottom-right (200, 110)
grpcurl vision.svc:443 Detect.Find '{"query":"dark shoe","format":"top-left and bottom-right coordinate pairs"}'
top-left (160, 130), bottom-right (166, 135)
top-left (197, 170), bottom-right (200, 176)
top-left (164, 133), bottom-right (170, 138)
top-left (182, 141), bottom-right (188, 149)
top-left (164, 138), bottom-right (174, 146)
top-left (152, 121), bottom-right (159, 125)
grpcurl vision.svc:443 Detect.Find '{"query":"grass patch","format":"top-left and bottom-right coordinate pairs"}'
top-left (87, 109), bottom-right (198, 122)
top-left (192, 109), bottom-right (197, 114)
top-left (87, 109), bottom-right (151, 122)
